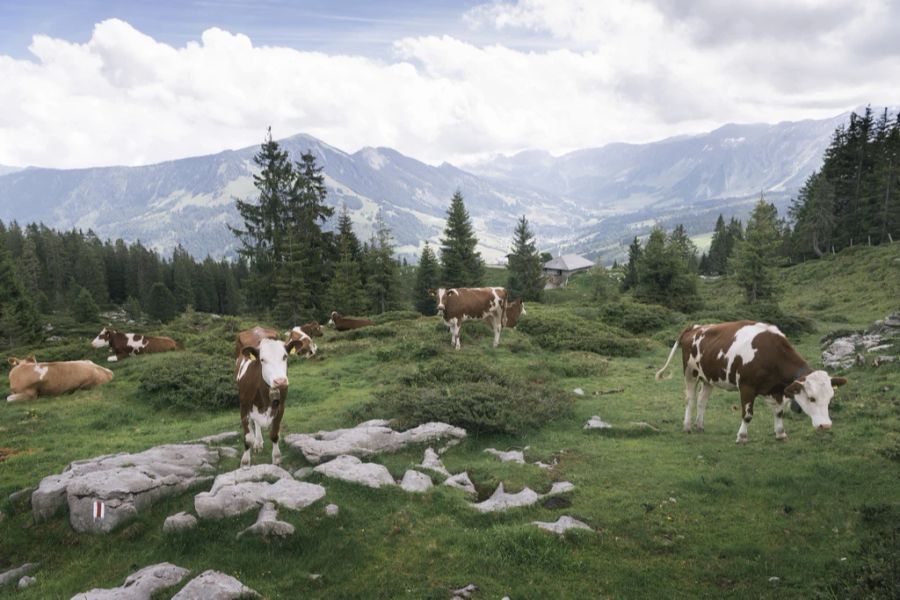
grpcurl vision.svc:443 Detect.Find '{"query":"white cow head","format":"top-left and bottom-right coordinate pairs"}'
top-left (428, 288), bottom-right (452, 314)
top-left (242, 338), bottom-right (289, 390)
top-left (785, 370), bottom-right (847, 430)
top-left (91, 327), bottom-right (112, 348)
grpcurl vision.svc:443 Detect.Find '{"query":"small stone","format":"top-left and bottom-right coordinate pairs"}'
top-left (309, 573), bottom-right (321, 581)
top-left (0, 563), bottom-right (39, 588)
top-left (192, 431), bottom-right (240, 445)
top-left (163, 511), bottom-right (198, 534)
top-left (443, 472), bottom-right (476, 495)
top-left (8, 486), bottom-right (35, 508)
top-left (768, 576), bottom-right (780, 583)
top-left (293, 467), bottom-right (314, 479)
top-left (484, 448), bottom-right (526, 464)
top-left (451, 583), bottom-right (479, 599)
top-left (471, 481), bottom-right (574, 513)
top-left (584, 415), bottom-right (613, 430)
top-left (17, 575), bottom-right (36, 589)
top-left (237, 502), bottom-right (294, 539)
top-left (400, 470), bottom-right (433, 493)
top-left (325, 504), bottom-right (339, 516)
top-left (217, 447), bottom-right (239, 459)
top-left (419, 447), bottom-right (450, 476)
top-left (573, 388), bottom-right (585, 396)
top-left (313, 455), bottom-right (396, 488)
top-left (171, 570), bottom-right (260, 599)
top-left (532, 515), bottom-right (592, 534)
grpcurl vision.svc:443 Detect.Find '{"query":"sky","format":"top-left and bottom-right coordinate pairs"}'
top-left (0, 0), bottom-right (897, 169)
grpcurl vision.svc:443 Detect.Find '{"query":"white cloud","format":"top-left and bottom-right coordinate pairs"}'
top-left (0, 4), bottom-right (897, 169)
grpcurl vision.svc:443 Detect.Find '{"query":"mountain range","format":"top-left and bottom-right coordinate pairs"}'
top-left (0, 109), bottom-right (864, 263)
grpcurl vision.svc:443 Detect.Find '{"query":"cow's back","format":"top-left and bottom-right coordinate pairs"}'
top-left (14, 360), bottom-right (113, 396)
top-left (445, 287), bottom-right (507, 320)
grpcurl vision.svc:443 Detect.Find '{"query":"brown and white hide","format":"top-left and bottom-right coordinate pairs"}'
top-left (284, 326), bottom-right (317, 358)
top-left (505, 298), bottom-right (526, 328)
top-left (7, 356), bottom-right (113, 402)
top-left (91, 327), bottom-right (179, 362)
top-left (328, 311), bottom-right (374, 331)
top-left (429, 287), bottom-right (508, 349)
top-left (655, 321), bottom-right (848, 443)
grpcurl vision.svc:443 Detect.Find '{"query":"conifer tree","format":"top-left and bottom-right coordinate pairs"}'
top-left (327, 234), bottom-right (367, 315)
top-left (731, 196), bottom-right (782, 304)
top-left (506, 215), bottom-right (545, 301)
top-left (634, 228), bottom-right (699, 311)
top-left (71, 286), bottom-right (100, 322)
top-left (440, 191), bottom-right (484, 287)
top-left (147, 282), bottom-right (177, 323)
top-left (365, 213), bottom-right (402, 314)
top-left (621, 236), bottom-right (641, 291)
top-left (171, 244), bottom-right (195, 312)
top-left (0, 235), bottom-right (41, 345)
top-left (668, 224), bottom-right (699, 273)
top-left (414, 243), bottom-right (440, 315)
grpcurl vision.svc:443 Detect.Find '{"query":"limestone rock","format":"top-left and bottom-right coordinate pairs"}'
top-left (325, 503), bottom-right (339, 516)
top-left (532, 515), bottom-right (592, 534)
top-left (452, 583), bottom-right (479, 599)
top-left (163, 511), bottom-right (198, 534)
top-left (471, 481), bottom-right (575, 513)
top-left (293, 467), bottom-right (314, 479)
top-left (573, 387), bottom-right (585, 396)
top-left (71, 562), bottom-right (189, 600)
top-left (313, 455), bottom-right (395, 488)
top-left (8, 486), bottom-right (34, 511)
top-left (0, 563), bottom-right (38, 588)
top-left (32, 444), bottom-right (220, 533)
top-left (418, 447), bottom-right (450, 476)
top-left (484, 448), bottom-right (526, 464)
top-left (191, 431), bottom-right (240, 445)
top-left (237, 502), bottom-right (294, 539)
top-left (584, 415), bottom-right (613, 430)
top-left (194, 464), bottom-right (325, 519)
top-left (285, 420), bottom-right (466, 464)
top-left (171, 570), bottom-right (260, 600)
top-left (400, 470), bottom-right (433, 493)
top-left (18, 575), bottom-right (36, 589)
top-left (443, 472), bottom-right (476, 495)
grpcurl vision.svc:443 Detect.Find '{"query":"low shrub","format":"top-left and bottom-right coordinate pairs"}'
top-left (341, 324), bottom-right (398, 341)
top-left (517, 311), bottom-right (647, 357)
top-left (544, 351), bottom-right (610, 378)
top-left (600, 301), bottom-right (676, 334)
top-left (136, 351), bottom-right (237, 411)
top-left (372, 310), bottom-right (421, 324)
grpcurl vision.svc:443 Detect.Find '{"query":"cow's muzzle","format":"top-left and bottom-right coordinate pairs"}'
top-left (816, 422), bottom-right (832, 430)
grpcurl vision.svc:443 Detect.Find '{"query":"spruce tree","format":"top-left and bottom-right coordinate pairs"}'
top-left (506, 215), bottom-right (545, 301)
top-left (731, 196), bottom-right (782, 304)
top-left (0, 236), bottom-right (41, 345)
top-left (273, 242), bottom-right (311, 327)
top-left (634, 228), bottom-right (699, 311)
top-left (621, 236), bottom-right (641, 291)
top-left (705, 215), bottom-right (728, 275)
top-left (669, 224), bottom-right (699, 273)
top-left (365, 213), bottom-right (402, 314)
top-left (71, 286), bottom-right (100, 322)
top-left (414, 243), bottom-right (440, 315)
top-left (147, 282), bottom-right (178, 323)
top-left (440, 191), bottom-right (484, 287)
top-left (326, 235), bottom-right (367, 315)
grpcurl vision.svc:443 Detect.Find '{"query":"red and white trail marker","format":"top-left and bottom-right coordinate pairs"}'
top-left (93, 500), bottom-right (105, 520)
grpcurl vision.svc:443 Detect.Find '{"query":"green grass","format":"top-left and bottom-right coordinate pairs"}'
top-left (1, 245), bottom-right (898, 598)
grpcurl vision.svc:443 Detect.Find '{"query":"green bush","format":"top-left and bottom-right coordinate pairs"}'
top-left (543, 351), bottom-right (610, 378)
top-left (137, 351), bottom-right (237, 411)
top-left (352, 355), bottom-right (572, 434)
top-left (600, 301), bottom-right (676, 334)
top-left (517, 311), bottom-right (647, 357)
top-left (372, 310), bottom-right (421, 324)
top-left (341, 323), bottom-right (398, 341)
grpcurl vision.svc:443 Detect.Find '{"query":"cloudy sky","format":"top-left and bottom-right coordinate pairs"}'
top-left (0, 0), bottom-right (896, 169)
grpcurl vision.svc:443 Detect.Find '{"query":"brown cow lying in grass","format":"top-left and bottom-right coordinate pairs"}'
top-left (328, 311), bottom-right (374, 331)
top-left (299, 321), bottom-right (324, 338)
top-left (91, 327), bottom-right (179, 362)
top-left (7, 356), bottom-right (113, 402)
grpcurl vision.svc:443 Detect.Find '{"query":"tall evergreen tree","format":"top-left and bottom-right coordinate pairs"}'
top-left (414, 243), bottom-right (441, 315)
top-left (171, 244), bottom-right (195, 311)
top-left (71, 286), bottom-right (100, 322)
top-left (506, 215), bottom-right (545, 301)
top-left (326, 233), bottom-right (367, 315)
top-left (365, 213), bottom-right (402, 314)
top-left (0, 235), bottom-right (41, 346)
top-left (440, 191), bottom-right (484, 287)
top-left (147, 282), bottom-right (178, 323)
top-left (731, 196), bottom-right (782, 304)
top-left (621, 236), bottom-right (641, 291)
top-left (668, 224), bottom-right (699, 273)
top-left (634, 228), bottom-right (699, 311)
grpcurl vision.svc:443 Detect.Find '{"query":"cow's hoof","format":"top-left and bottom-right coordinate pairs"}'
top-left (694, 426), bottom-right (705, 433)
top-left (683, 426), bottom-right (692, 434)
top-left (241, 450), bottom-right (251, 467)
top-left (736, 434), bottom-right (748, 444)
top-left (775, 432), bottom-right (788, 441)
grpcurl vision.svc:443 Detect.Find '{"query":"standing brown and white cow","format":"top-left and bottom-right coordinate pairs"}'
top-left (505, 298), bottom-right (527, 329)
top-left (429, 287), bottom-right (509, 349)
top-left (7, 356), bottom-right (113, 401)
top-left (234, 327), bottom-right (306, 467)
top-left (91, 327), bottom-right (179, 362)
top-left (655, 321), bottom-right (848, 443)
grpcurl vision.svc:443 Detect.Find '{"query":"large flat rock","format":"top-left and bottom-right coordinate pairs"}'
top-left (71, 562), bottom-right (190, 600)
top-left (313, 455), bottom-right (396, 488)
top-left (171, 570), bottom-right (260, 600)
top-left (194, 464), bottom-right (325, 519)
top-left (285, 420), bottom-right (466, 464)
top-left (33, 444), bottom-right (222, 533)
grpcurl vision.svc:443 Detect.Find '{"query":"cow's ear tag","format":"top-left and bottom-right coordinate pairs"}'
top-left (290, 346), bottom-right (297, 355)
top-left (249, 353), bottom-right (257, 361)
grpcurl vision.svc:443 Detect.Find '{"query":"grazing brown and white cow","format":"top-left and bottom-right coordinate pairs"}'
top-left (7, 356), bottom-right (113, 402)
top-left (655, 320), bottom-right (848, 443)
top-left (429, 287), bottom-right (509, 349)
top-left (327, 311), bottom-right (374, 331)
top-left (91, 327), bottom-right (179, 362)
top-left (234, 327), bottom-right (306, 467)
top-left (505, 298), bottom-right (527, 329)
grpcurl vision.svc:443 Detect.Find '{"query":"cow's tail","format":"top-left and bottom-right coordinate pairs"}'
top-left (655, 338), bottom-right (680, 381)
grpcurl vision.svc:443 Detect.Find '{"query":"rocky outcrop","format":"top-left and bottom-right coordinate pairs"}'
top-left (285, 420), bottom-right (466, 464)
top-left (237, 502), bottom-right (294, 539)
top-left (484, 448), bottom-right (526, 464)
top-left (400, 470), bottom-right (433, 493)
top-left (194, 464), bottom-right (325, 519)
top-left (471, 482), bottom-right (574, 513)
top-left (0, 563), bottom-right (39, 588)
top-left (32, 444), bottom-right (222, 533)
top-left (822, 313), bottom-right (899, 369)
top-left (163, 512), bottom-right (198, 534)
top-left (584, 416), bottom-right (613, 430)
top-left (532, 515), bottom-right (592, 534)
top-left (313, 455), bottom-right (396, 488)
top-left (71, 563), bottom-right (190, 600)
top-left (443, 472), bottom-right (476, 495)
top-left (171, 570), bottom-right (260, 600)
top-left (418, 447), bottom-right (450, 476)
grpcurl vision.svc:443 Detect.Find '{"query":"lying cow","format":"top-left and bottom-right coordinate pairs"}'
top-left (235, 327), bottom-right (306, 467)
top-left (7, 356), bottom-right (113, 402)
top-left (91, 327), bottom-right (179, 362)
top-left (328, 311), bottom-right (373, 331)
top-left (655, 320), bottom-right (847, 443)
top-left (300, 321), bottom-right (324, 338)
top-left (505, 298), bottom-right (526, 328)
top-left (429, 287), bottom-right (509, 349)
top-left (285, 326), bottom-right (317, 357)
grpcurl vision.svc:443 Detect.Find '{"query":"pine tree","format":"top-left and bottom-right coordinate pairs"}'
top-left (326, 234), bottom-right (367, 315)
top-left (414, 243), bottom-right (441, 315)
top-left (147, 282), bottom-right (177, 323)
top-left (621, 236), bottom-right (641, 291)
top-left (668, 224), bottom-right (699, 273)
top-left (0, 235), bottom-right (41, 346)
top-left (171, 244), bottom-right (195, 312)
top-left (704, 215), bottom-right (728, 275)
top-left (365, 213), bottom-right (402, 314)
top-left (506, 216), bottom-right (545, 301)
top-left (71, 286), bottom-right (100, 322)
top-left (731, 196), bottom-right (782, 304)
top-left (273, 243), bottom-right (311, 327)
top-left (124, 296), bottom-right (143, 322)
top-left (440, 191), bottom-right (484, 287)
top-left (634, 228), bottom-right (700, 311)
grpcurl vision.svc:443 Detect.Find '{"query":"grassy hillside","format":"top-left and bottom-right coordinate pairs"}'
top-left (1, 245), bottom-right (897, 599)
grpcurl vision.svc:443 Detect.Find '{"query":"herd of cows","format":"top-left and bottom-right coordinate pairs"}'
top-left (5, 286), bottom-right (848, 457)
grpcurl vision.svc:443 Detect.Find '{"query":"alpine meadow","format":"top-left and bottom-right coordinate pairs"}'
top-left (1, 4), bottom-right (900, 599)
